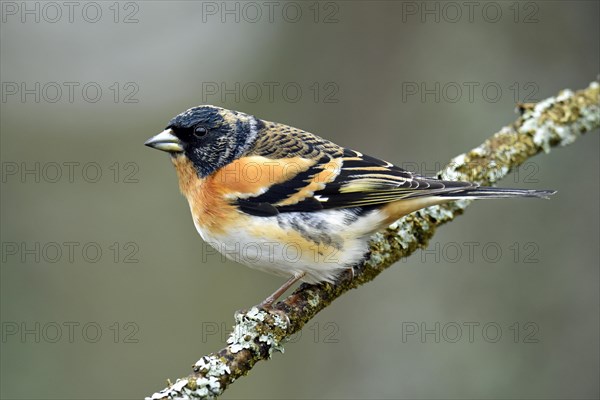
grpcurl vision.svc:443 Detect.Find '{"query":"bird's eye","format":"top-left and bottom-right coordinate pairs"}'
top-left (193, 126), bottom-right (208, 138)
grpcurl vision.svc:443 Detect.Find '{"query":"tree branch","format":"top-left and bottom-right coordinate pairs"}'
top-left (147, 81), bottom-right (599, 400)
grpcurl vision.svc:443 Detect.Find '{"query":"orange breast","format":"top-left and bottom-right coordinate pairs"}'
top-left (171, 155), bottom-right (238, 235)
top-left (171, 155), bottom-right (316, 235)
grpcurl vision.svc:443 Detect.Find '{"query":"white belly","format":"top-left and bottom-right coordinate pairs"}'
top-left (192, 208), bottom-right (386, 284)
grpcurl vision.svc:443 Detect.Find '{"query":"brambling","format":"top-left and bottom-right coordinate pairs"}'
top-left (145, 105), bottom-right (555, 307)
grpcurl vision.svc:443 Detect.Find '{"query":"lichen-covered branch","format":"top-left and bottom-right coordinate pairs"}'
top-left (147, 81), bottom-right (599, 400)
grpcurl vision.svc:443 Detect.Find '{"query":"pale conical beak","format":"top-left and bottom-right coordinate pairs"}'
top-left (144, 129), bottom-right (183, 153)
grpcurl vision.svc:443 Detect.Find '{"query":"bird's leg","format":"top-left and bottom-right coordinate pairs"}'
top-left (346, 266), bottom-right (355, 281)
top-left (259, 272), bottom-right (306, 309)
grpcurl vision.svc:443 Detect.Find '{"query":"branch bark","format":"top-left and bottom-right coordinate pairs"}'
top-left (147, 81), bottom-right (600, 400)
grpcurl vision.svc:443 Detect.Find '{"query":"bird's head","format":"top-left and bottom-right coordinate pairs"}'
top-left (145, 105), bottom-right (261, 177)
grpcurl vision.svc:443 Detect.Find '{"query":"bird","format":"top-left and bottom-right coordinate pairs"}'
top-left (145, 105), bottom-right (555, 307)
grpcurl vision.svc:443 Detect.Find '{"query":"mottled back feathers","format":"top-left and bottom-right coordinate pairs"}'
top-left (234, 119), bottom-right (476, 216)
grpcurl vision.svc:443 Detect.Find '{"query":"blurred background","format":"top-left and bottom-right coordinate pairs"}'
top-left (1, 1), bottom-right (598, 399)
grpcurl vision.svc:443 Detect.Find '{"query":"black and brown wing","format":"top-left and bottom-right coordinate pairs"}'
top-left (232, 121), bottom-right (473, 216)
top-left (229, 123), bottom-right (554, 217)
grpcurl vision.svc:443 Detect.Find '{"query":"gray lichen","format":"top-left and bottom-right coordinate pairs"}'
top-left (522, 82), bottom-right (600, 153)
top-left (146, 358), bottom-right (228, 400)
top-left (227, 307), bottom-right (287, 356)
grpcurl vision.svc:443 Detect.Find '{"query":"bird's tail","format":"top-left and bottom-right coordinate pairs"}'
top-left (438, 186), bottom-right (556, 199)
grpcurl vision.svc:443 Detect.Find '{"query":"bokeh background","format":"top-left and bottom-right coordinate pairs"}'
top-left (1, 1), bottom-right (598, 399)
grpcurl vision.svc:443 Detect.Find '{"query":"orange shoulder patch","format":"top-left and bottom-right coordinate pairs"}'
top-left (211, 156), bottom-right (315, 197)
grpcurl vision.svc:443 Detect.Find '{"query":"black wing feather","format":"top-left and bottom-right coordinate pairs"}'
top-left (237, 123), bottom-right (474, 216)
